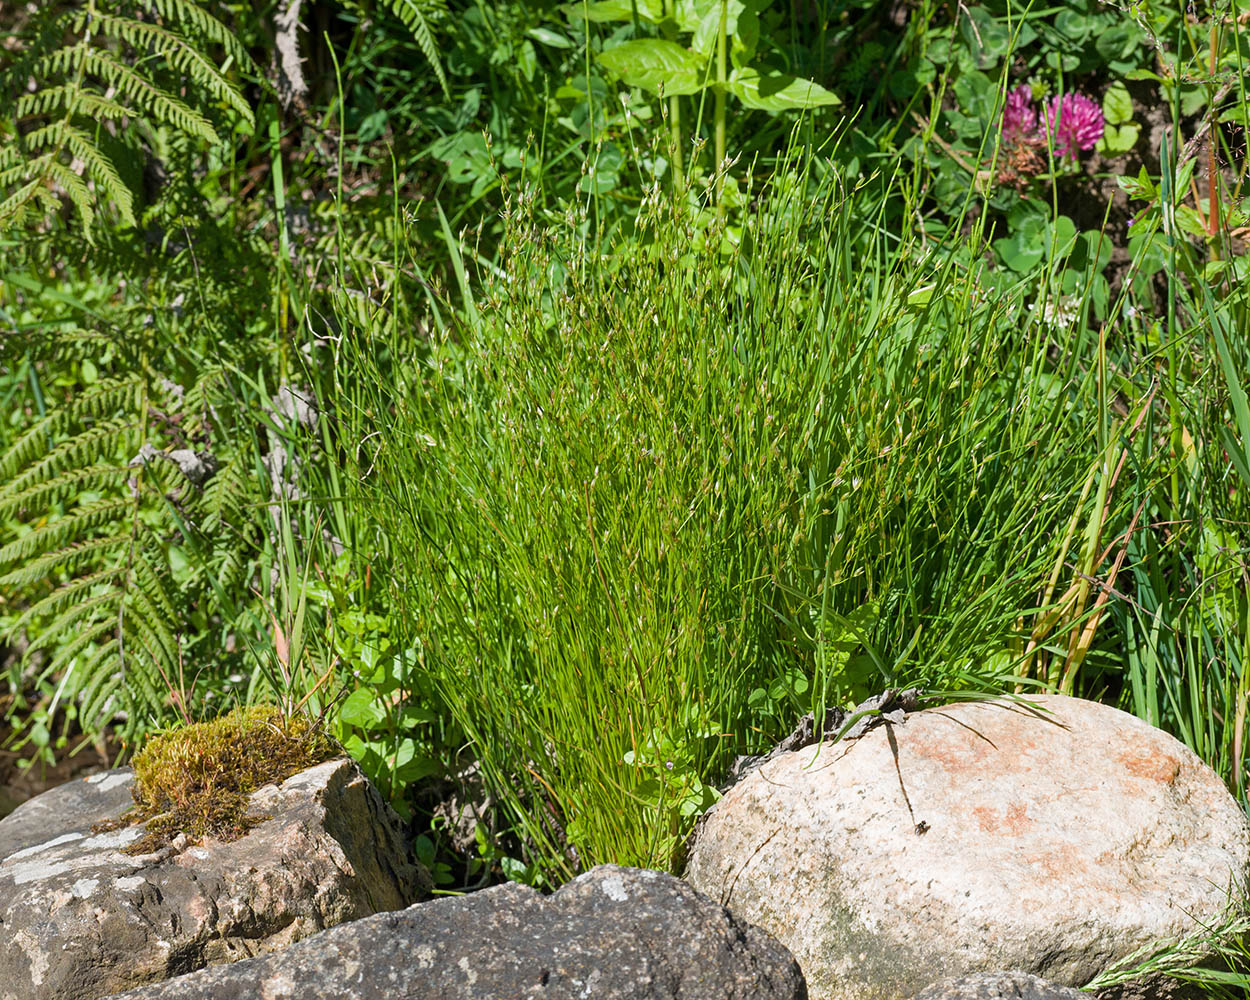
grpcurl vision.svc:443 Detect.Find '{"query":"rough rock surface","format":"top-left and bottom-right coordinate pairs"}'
top-left (914, 971), bottom-right (1204, 1000)
top-left (110, 865), bottom-right (809, 1000)
top-left (911, 971), bottom-right (1086, 1000)
top-left (0, 757), bottom-right (430, 1000)
top-left (685, 695), bottom-right (1250, 1000)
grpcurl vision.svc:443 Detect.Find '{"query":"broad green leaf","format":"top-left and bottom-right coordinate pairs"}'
top-left (1045, 50), bottom-right (1081, 72)
top-left (1127, 230), bottom-right (1168, 277)
top-left (675, 0), bottom-right (722, 32)
top-left (1054, 9), bottom-right (1092, 40)
top-left (1099, 123), bottom-right (1140, 155)
top-left (1102, 82), bottom-right (1134, 125)
top-left (563, 0), bottom-right (666, 23)
top-left (691, 0), bottom-right (745, 56)
top-left (1174, 205), bottom-right (1208, 240)
top-left (338, 687), bottom-right (387, 728)
top-left (732, 9), bottom-right (759, 66)
top-left (527, 26), bottom-right (574, 47)
top-left (1048, 215), bottom-right (1077, 259)
top-left (727, 66), bottom-right (840, 111)
top-left (598, 40), bottom-right (707, 96)
top-left (1073, 230), bottom-right (1113, 274)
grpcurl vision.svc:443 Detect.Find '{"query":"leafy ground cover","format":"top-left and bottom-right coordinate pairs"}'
top-left (2, 0), bottom-right (1249, 987)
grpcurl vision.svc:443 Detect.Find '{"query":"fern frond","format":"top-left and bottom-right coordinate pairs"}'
top-left (5, 418), bottom-right (137, 499)
top-left (0, 465), bottom-right (129, 523)
top-left (82, 12), bottom-right (254, 126)
top-left (75, 640), bottom-right (122, 725)
top-left (0, 364), bottom-right (263, 741)
top-left (132, 541), bottom-right (180, 628)
top-left (1, 0), bottom-right (256, 236)
top-left (144, 0), bottom-right (260, 87)
top-left (36, 47), bottom-right (220, 144)
top-left (384, 0), bottom-right (451, 100)
top-left (22, 586), bottom-right (124, 657)
top-left (0, 179), bottom-right (49, 226)
top-left (43, 157), bottom-right (95, 230)
top-left (58, 124), bottom-right (137, 227)
top-left (215, 539), bottom-right (252, 594)
top-left (0, 405), bottom-right (70, 482)
top-left (71, 375), bottom-right (146, 421)
top-left (201, 450), bottom-right (251, 532)
top-left (11, 566), bottom-right (126, 639)
top-left (12, 86), bottom-right (134, 122)
top-left (0, 533), bottom-right (128, 589)
top-left (41, 620), bottom-right (117, 687)
top-left (116, 639), bottom-right (166, 720)
top-left (125, 584), bottom-right (180, 668)
top-left (0, 497), bottom-right (134, 564)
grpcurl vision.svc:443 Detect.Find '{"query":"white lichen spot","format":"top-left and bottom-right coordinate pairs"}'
top-left (86, 772), bottom-right (132, 793)
top-left (5, 832), bottom-right (84, 862)
top-left (600, 872), bottom-right (629, 902)
top-left (10, 859), bottom-right (72, 885)
top-left (81, 826), bottom-right (145, 852)
top-left (71, 878), bottom-right (99, 899)
top-left (458, 956), bottom-right (478, 985)
top-left (579, 968), bottom-right (603, 998)
top-left (115, 876), bottom-right (147, 892)
top-left (15, 930), bottom-right (50, 987)
top-left (188, 847), bottom-right (210, 860)
top-left (414, 944), bottom-right (436, 969)
top-left (260, 971), bottom-right (297, 1000)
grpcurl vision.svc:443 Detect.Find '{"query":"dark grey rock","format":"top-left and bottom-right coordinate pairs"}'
top-left (912, 971), bottom-right (1086, 1000)
top-left (0, 767), bottom-right (135, 856)
top-left (0, 758), bottom-right (429, 1000)
top-left (110, 864), bottom-right (809, 1000)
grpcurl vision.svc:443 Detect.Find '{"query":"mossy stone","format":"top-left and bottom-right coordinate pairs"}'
top-left (101, 705), bottom-right (339, 856)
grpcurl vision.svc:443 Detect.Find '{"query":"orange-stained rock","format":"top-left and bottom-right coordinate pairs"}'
top-left (685, 695), bottom-right (1250, 1000)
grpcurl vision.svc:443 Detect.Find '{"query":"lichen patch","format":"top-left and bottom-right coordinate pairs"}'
top-left (4, 831), bottom-right (84, 862)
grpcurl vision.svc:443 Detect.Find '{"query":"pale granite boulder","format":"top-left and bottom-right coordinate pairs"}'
top-left (0, 757), bottom-right (430, 1000)
top-left (109, 865), bottom-right (808, 1000)
top-left (686, 695), bottom-right (1250, 1000)
top-left (911, 971), bottom-right (1085, 1000)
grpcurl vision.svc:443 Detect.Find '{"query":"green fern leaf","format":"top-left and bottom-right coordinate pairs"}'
top-left (40, 620), bottom-right (117, 690)
top-left (12, 565), bottom-right (125, 639)
top-left (74, 639), bottom-right (123, 725)
top-left (384, 0), bottom-right (451, 100)
top-left (0, 465), bottom-right (130, 523)
top-left (6, 419), bottom-right (137, 499)
top-left (1, 0), bottom-right (257, 236)
top-left (144, 0), bottom-right (260, 90)
top-left (84, 13), bottom-right (254, 126)
top-left (22, 587), bottom-right (124, 657)
top-left (0, 497), bottom-right (134, 564)
top-left (0, 533), bottom-right (127, 589)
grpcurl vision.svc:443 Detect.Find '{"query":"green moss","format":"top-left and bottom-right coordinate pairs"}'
top-left (100, 705), bottom-right (339, 856)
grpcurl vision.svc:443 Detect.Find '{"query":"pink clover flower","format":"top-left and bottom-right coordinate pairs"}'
top-left (1043, 92), bottom-right (1105, 160)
